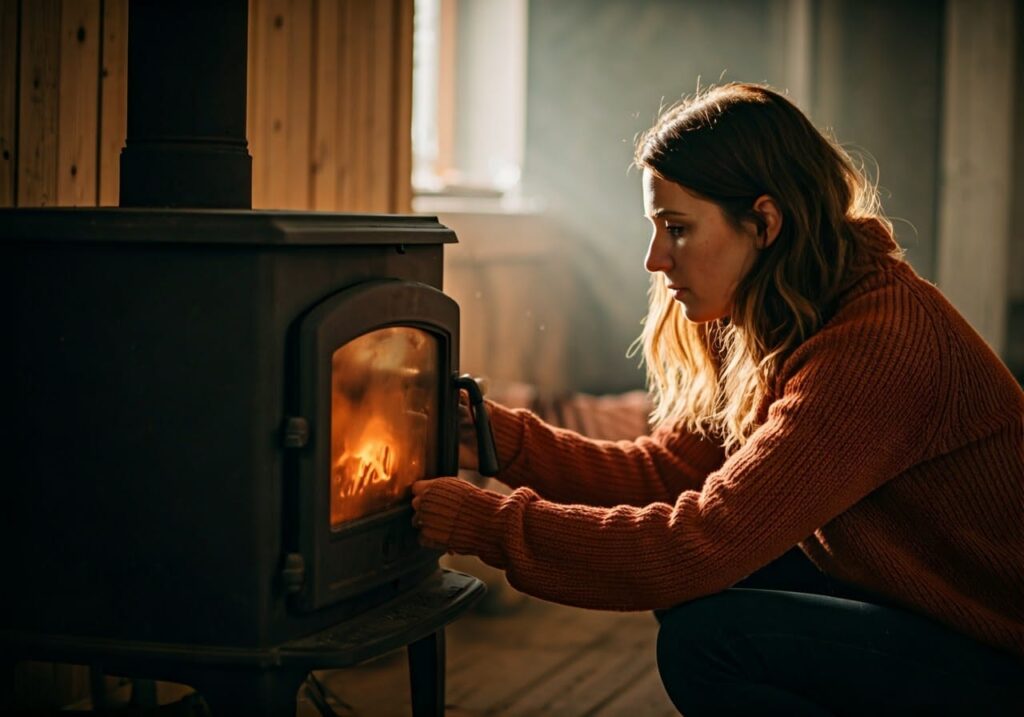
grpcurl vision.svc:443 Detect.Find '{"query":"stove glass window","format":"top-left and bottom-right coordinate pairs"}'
top-left (330, 327), bottom-right (440, 529)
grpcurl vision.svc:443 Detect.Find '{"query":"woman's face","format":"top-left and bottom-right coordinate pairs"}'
top-left (642, 169), bottom-right (760, 324)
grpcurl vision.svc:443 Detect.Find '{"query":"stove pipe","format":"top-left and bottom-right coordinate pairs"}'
top-left (118, 0), bottom-right (252, 209)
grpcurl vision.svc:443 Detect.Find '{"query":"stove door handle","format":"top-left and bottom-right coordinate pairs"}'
top-left (454, 374), bottom-right (499, 476)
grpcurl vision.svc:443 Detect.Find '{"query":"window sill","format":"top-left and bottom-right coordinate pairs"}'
top-left (412, 193), bottom-right (545, 217)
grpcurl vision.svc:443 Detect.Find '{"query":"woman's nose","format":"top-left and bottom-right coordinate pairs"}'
top-left (644, 232), bottom-right (673, 274)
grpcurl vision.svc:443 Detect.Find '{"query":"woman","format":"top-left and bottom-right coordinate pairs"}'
top-left (411, 82), bottom-right (1024, 715)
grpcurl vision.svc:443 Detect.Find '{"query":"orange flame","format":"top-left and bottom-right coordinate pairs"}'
top-left (335, 440), bottom-right (395, 499)
top-left (331, 417), bottom-right (411, 525)
top-left (329, 327), bottom-right (438, 528)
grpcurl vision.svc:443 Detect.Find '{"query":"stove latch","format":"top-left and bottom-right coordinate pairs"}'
top-left (282, 416), bottom-right (310, 448)
top-left (280, 552), bottom-right (305, 594)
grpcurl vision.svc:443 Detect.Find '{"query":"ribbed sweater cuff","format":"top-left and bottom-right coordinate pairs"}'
top-left (417, 477), bottom-right (504, 561)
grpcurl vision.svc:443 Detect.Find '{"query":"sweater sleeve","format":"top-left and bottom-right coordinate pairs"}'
top-left (485, 399), bottom-right (725, 506)
top-left (416, 286), bottom-right (943, 610)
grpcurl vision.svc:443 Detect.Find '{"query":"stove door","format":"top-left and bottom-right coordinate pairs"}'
top-left (289, 279), bottom-right (459, 612)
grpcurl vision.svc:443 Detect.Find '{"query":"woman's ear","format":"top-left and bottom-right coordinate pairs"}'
top-left (752, 195), bottom-right (782, 248)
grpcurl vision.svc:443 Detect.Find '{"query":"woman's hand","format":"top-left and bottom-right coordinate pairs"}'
top-left (411, 479), bottom-right (448, 550)
top-left (410, 479), bottom-right (430, 517)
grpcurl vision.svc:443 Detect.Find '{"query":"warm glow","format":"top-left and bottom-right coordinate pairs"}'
top-left (336, 440), bottom-right (396, 499)
top-left (330, 328), bottom-right (438, 528)
top-left (333, 417), bottom-right (403, 503)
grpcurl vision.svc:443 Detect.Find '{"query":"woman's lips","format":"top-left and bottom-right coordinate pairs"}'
top-left (668, 286), bottom-right (688, 301)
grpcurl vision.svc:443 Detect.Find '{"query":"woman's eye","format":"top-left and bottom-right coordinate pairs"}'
top-left (666, 224), bottom-right (686, 238)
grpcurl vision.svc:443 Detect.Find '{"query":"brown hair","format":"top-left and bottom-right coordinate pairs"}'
top-left (633, 82), bottom-right (900, 452)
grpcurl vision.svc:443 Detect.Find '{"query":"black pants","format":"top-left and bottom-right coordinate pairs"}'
top-left (655, 549), bottom-right (1024, 716)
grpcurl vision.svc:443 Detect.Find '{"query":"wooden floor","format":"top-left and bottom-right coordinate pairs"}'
top-left (298, 588), bottom-right (676, 717)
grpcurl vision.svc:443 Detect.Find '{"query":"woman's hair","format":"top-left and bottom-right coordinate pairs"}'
top-left (633, 82), bottom-right (901, 453)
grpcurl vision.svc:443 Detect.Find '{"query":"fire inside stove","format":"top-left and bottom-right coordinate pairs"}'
top-left (330, 327), bottom-right (440, 527)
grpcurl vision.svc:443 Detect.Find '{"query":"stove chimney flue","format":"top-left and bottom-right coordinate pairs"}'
top-left (119, 0), bottom-right (252, 209)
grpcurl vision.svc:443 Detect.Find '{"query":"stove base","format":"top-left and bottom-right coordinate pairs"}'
top-left (2, 569), bottom-right (486, 716)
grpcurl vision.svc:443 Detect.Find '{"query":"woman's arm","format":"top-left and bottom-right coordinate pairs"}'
top-left (416, 286), bottom-right (945, 610)
top-left (485, 399), bottom-right (725, 506)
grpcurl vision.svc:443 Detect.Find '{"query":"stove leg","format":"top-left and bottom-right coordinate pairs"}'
top-left (88, 664), bottom-right (108, 712)
top-left (407, 629), bottom-right (445, 717)
top-left (0, 659), bottom-right (14, 712)
top-left (191, 668), bottom-right (306, 717)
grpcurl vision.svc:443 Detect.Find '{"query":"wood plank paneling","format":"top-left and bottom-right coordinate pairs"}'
top-left (284, 0), bottom-right (313, 210)
top-left (341, 0), bottom-right (370, 210)
top-left (17, 0), bottom-right (60, 206)
top-left (332, 0), bottom-right (354, 209)
top-left (0, 0), bottom-right (18, 206)
top-left (247, 0), bottom-right (265, 207)
top-left (367, 0), bottom-right (395, 211)
top-left (310, 0), bottom-right (339, 209)
top-left (12, 0), bottom-right (415, 211)
top-left (98, 0), bottom-right (127, 206)
top-left (249, 0), bottom-right (413, 212)
top-left (391, 0), bottom-right (414, 213)
top-left (57, 0), bottom-right (100, 206)
top-left (249, 0), bottom-right (313, 210)
top-left (256, 0), bottom-right (288, 208)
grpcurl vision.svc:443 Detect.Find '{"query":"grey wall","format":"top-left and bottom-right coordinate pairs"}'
top-left (523, 0), bottom-right (789, 393)
top-left (522, 0), bottom-right (953, 393)
top-left (810, 0), bottom-right (944, 279)
top-left (1008, 4), bottom-right (1024, 380)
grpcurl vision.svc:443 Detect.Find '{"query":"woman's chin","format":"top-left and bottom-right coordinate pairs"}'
top-left (680, 304), bottom-right (721, 324)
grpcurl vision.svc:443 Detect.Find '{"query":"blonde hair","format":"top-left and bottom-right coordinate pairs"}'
top-left (634, 82), bottom-right (900, 453)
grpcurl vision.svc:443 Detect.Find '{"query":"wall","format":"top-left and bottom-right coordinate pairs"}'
top-left (522, 0), bottom-right (793, 393)
top-left (439, 207), bottom-right (570, 391)
top-left (513, 0), bottom-right (1024, 392)
top-left (1007, 3), bottom-right (1024, 379)
top-left (810, 0), bottom-right (944, 279)
top-left (1, 0), bottom-right (413, 212)
top-left (935, 0), bottom-right (1017, 356)
top-left (0, 0), bottom-right (127, 207)
top-left (248, 0), bottom-right (413, 212)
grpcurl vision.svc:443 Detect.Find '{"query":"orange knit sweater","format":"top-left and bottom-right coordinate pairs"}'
top-left (416, 253), bottom-right (1024, 658)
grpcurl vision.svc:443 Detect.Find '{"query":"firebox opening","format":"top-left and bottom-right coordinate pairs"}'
top-left (330, 326), bottom-right (441, 528)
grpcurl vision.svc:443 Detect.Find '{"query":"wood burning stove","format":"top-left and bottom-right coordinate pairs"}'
top-left (2, 1), bottom-right (490, 711)
top-left (0, 209), bottom-right (490, 714)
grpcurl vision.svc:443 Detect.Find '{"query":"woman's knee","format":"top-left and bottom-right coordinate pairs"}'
top-left (656, 592), bottom-right (739, 654)
top-left (655, 594), bottom-right (742, 714)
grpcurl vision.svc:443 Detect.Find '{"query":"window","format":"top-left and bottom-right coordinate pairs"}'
top-left (412, 0), bottom-right (528, 201)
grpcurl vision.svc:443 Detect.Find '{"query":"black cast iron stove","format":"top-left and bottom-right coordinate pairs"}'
top-left (0, 1), bottom-right (487, 714)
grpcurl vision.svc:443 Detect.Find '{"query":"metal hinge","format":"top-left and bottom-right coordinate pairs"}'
top-left (281, 553), bottom-right (305, 594)
top-left (282, 416), bottom-right (309, 448)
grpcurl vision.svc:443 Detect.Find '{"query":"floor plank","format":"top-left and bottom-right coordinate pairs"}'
top-left (308, 594), bottom-right (676, 717)
top-left (495, 642), bottom-right (651, 715)
top-left (590, 667), bottom-right (679, 717)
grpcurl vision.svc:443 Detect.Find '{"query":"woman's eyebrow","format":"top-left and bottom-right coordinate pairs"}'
top-left (649, 209), bottom-right (689, 219)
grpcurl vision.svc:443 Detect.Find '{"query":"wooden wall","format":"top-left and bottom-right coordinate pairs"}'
top-left (0, 0), bottom-right (127, 207)
top-left (248, 0), bottom-right (413, 212)
top-left (1, 0), bottom-right (413, 212)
